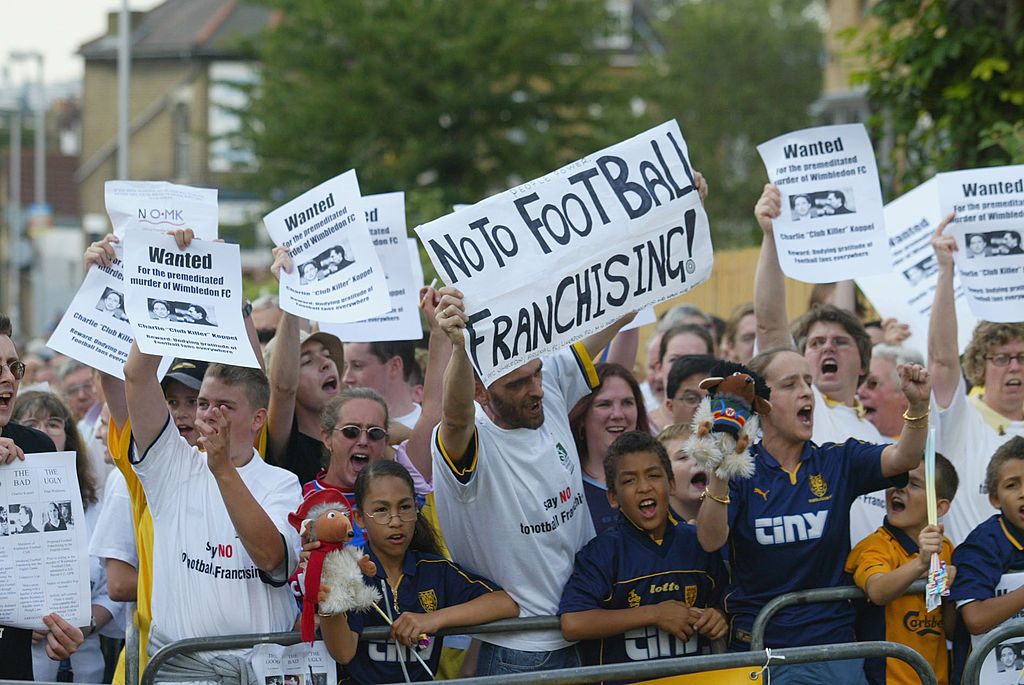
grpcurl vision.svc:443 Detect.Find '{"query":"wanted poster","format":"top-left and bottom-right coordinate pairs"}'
top-left (263, 171), bottom-right (391, 323)
top-left (856, 178), bottom-right (978, 358)
top-left (415, 120), bottom-right (713, 385)
top-left (936, 165), bottom-right (1024, 322)
top-left (757, 123), bottom-right (889, 282)
top-left (121, 232), bottom-right (260, 368)
top-left (46, 181), bottom-right (219, 379)
top-left (320, 193), bottom-right (425, 342)
top-left (0, 452), bottom-right (90, 630)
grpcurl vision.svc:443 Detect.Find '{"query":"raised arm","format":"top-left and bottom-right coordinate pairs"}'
top-left (879, 364), bottom-right (932, 477)
top-left (404, 285), bottom-right (451, 482)
top-left (435, 287), bottom-right (477, 469)
top-left (197, 406), bottom-right (285, 573)
top-left (752, 184), bottom-right (793, 350)
top-left (581, 312), bottom-right (636, 362)
top-left (266, 247), bottom-right (299, 460)
top-left (695, 472), bottom-right (730, 552)
top-left (927, 213), bottom-right (961, 409)
top-left (123, 342), bottom-right (171, 456)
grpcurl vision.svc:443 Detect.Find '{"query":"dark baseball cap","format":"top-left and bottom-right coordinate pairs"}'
top-left (161, 358), bottom-right (209, 391)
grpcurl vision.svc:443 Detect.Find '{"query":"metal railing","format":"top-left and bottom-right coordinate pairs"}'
top-left (963, 622), bottom-right (1024, 685)
top-left (139, 636), bottom-right (937, 685)
top-left (750, 579), bottom-right (927, 650)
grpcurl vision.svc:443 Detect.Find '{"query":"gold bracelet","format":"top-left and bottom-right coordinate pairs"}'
top-left (902, 407), bottom-right (930, 422)
top-left (904, 419), bottom-right (929, 429)
top-left (700, 489), bottom-right (730, 505)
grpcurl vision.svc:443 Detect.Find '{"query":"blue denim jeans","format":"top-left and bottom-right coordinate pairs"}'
top-left (769, 658), bottom-right (868, 685)
top-left (475, 641), bottom-right (582, 676)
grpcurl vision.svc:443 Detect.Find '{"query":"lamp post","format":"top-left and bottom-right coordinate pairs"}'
top-left (9, 51), bottom-right (43, 207)
top-left (8, 51), bottom-right (43, 335)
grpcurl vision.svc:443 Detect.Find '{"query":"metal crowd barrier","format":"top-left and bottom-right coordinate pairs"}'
top-left (750, 579), bottom-right (927, 650)
top-left (141, 621), bottom-right (937, 685)
top-left (963, 622), bottom-right (1024, 684)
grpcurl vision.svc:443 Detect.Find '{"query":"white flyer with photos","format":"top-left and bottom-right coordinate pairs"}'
top-left (0, 452), bottom-right (90, 630)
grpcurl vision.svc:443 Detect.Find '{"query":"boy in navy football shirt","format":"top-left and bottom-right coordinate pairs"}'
top-left (949, 436), bottom-right (1024, 683)
top-left (559, 431), bottom-right (727, 673)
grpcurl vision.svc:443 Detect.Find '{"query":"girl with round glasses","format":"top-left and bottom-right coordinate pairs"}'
top-left (317, 460), bottom-right (516, 683)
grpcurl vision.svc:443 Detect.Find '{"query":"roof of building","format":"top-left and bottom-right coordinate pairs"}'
top-left (79, 0), bottom-right (273, 61)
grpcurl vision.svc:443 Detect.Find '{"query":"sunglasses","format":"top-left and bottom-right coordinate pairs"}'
top-left (334, 425), bottom-right (387, 441)
top-left (3, 361), bottom-right (26, 380)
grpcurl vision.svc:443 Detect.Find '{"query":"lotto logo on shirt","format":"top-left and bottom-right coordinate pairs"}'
top-left (754, 511), bottom-right (828, 545)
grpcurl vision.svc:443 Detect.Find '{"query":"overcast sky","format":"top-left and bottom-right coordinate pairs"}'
top-left (0, 0), bottom-right (161, 89)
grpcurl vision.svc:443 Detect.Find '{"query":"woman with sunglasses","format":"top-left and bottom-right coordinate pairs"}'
top-left (317, 460), bottom-right (516, 683)
top-left (302, 388), bottom-right (429, 549)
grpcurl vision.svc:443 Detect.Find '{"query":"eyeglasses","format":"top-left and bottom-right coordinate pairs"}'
top-left (806, 336), bottom-right (854, 351)
top-left (985, 353), bottom-right (1024, 367)
top-left (673, 391), bottom-right (703, 406)
top-left (2, 361), bottom-right (26, 380)
top-left (64, 382), bottom-right (95, 397)
top-left (363, 504), bottom-right (419, 525)
top-left (334, 425), bottom-right (387, 441)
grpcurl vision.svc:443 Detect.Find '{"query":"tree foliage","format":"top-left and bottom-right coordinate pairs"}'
top-left (233, 0), bottom-right (643, 227)
top-left (853, 0), bottom-right (1024, 194)
top-left (642, 0), bottom-right (822, 245)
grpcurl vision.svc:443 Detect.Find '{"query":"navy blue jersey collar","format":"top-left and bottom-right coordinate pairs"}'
top-left (753, 440), bottom-right (815, 469)
top-left (616, 510), bottom-right (677, 555)
top-left (999, 515), bottom-right (1024, 551)
top-left (364, 545), bottom-right (419, 580)
top-left (882, 516), bottom-right (919, 556)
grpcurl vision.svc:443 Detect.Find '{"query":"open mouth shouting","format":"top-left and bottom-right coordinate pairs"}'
top-left (350, 452), bottom-right (370, 474)
top-left (638, 498), bottom-right (658, 519)
top-left (0, 390), bottom-right (12, 417)
top-left (690, 471), bottom-right (708, 492)
top-left (820, 358), bottom-right (839, 377)
top-left (322, 375), bottom-right (339, 395)
top-left (889, 493), bottom-right (906, 515)
top-left (797, 404), bottom-right (813, 426)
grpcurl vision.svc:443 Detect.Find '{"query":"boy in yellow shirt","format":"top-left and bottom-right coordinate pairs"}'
top-left (846, 455), bottom-right (958, 684)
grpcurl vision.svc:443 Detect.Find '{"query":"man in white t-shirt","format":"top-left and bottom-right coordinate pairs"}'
top-left (430, 287), bottom-right (632, 676)
top-left (124, 342), bottom-right (301, 673)
top-left (753, 183), bottom-right (891, 544)
top-left (929, 216), bottom-right (1024, 544)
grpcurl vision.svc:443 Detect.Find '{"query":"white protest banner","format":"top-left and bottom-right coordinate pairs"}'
top-left (415, 120), bottom-right (712, 385)
top-left (263, 171), bottom-right (391, 323)
top-left (856, 178), bottom-right (978, 358)
top-left (47, 182), bottom-right (220, 379)
top-left (47, 244), bottom-right (134, 378)
top-left (319, 193), bottom-right (424, 342)
top-left (756, 123), bottom-right (889, 282)
top-left (122, 233), bottom-right (259, 368)
top-left (935, 165), bottom-right (1024, 321)
top-left (104, 180), bottom-right (219, 239)
top-left (0, 452), bottom-right (91, 630)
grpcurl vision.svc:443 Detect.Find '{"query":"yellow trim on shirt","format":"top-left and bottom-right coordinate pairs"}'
top-left (780, 462), bottom-right (802, 485)
top-left (822, 392), bottom-right (867, 419)
top-left (572, 341), bottom-right (599, 389)
top-left (437, 427), bottom-right (479, 478)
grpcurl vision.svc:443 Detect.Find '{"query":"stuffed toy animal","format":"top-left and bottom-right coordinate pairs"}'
top-left (289, 490), bottom-right (380, 643)
top-left (686, 361), bottom-right (771, 480)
